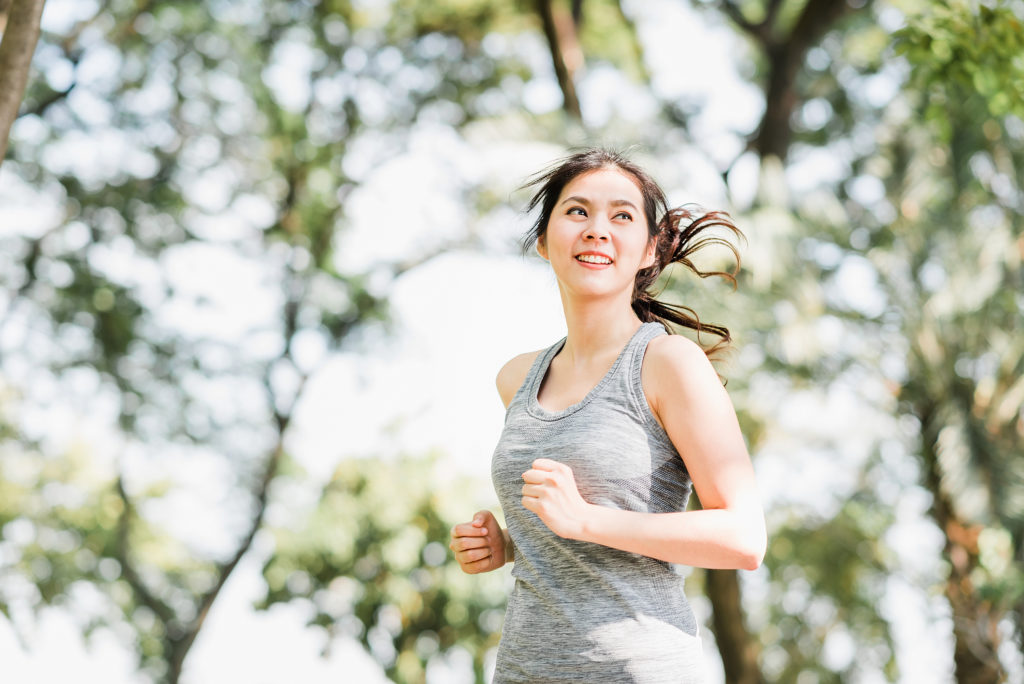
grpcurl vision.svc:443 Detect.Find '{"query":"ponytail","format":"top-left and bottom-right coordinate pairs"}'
top-left (632, 206), bottom-right (742, 358)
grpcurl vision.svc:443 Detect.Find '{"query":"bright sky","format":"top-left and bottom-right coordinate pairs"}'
top-left (1, 0), bottom-right (1001, 682)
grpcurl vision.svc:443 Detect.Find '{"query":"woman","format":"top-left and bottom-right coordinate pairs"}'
top-left (449, 148), bottom-right (766, 683)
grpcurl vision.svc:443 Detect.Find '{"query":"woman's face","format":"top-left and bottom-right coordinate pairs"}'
top-left (537, 166), bottom-right (656, 300)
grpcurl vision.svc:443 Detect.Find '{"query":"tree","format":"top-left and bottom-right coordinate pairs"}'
top-left (884, 5), bottom-right (1024, 679)
top-left (677, 0), bottom-right (879, 679)
top-left (6, 0), bottom-right (1021, 682)
top-left (259, 452), bottom-right (511, 684)
top-left (703, 1), bottom-right (1024, 680)
top-left (0, 0), bottom-right (528, 680)
top-left (657, 1), bottom-right (1022, 680)
top-left (713, 0), bottom-right (865, 161)
top-left (0, 0), bottom-right (46, 166)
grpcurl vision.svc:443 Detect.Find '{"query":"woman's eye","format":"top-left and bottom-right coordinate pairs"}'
top-left (615, 212), bottom-right (633, 221)
top-left (567, 207), bottom-right (586, 216)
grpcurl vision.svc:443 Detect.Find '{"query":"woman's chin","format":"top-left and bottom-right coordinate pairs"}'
top-left (560, 282), bottom-right (631, 300)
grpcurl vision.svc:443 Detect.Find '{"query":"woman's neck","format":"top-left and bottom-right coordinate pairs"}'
top-left (556, 288), bottom-right (644, 368)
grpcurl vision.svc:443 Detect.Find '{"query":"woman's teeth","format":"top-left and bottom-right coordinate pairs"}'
top-left (576, 255), bottom-right (612, 264)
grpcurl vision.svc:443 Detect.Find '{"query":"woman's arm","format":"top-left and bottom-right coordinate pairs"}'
top-left (520, 334), bottom-right (766, 570)
top-left (450, 351), bottom-right (542, 574)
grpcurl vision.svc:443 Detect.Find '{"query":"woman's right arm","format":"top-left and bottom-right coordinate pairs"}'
top-left (449, 351), bottom-right (540, 574)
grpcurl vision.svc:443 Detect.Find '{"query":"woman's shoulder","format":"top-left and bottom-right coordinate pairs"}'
top-left (496, 349), bottom-right (545, 409)
top-left (643, 333), bottom-right (723, 411)
top-left (645, 331), bottom-right (708, 367)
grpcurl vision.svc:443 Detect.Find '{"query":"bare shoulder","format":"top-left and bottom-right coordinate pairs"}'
top-left (496, 349), bottom-right (544, 409)
top-left (643, 334), bottom-right (724, 413)
top-left (645, 333), bottom-right (713, 372)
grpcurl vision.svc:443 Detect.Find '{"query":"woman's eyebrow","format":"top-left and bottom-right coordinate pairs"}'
top-left (560, 195), bottom-right (591, 206)
top-left (559, 196), bottom-right (639, 210)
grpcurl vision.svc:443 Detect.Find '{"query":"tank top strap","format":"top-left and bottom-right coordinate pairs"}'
top-left (626, 321), bottom-right (668, 382)
top-left (508, 335), bottom-right (566, 414)
top-left (621, 321), bottom-right (669, 430)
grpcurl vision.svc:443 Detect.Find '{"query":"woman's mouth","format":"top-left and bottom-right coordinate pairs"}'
top-left (575, 254), bottom-right (613, 267)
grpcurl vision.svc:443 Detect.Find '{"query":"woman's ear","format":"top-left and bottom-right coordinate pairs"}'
top-left (536, 236), bottom-right (548, 261)
top-left (642, 237), bottom-right (656, 269)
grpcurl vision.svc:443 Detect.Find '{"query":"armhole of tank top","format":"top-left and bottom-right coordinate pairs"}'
top-left (505, 346), bottom-right (551, 416)
top-left (629, 332), bottom-right (679, 454)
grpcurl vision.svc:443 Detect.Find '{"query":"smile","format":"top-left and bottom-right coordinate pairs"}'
top-left (575, 254), bottom-right (612, 265)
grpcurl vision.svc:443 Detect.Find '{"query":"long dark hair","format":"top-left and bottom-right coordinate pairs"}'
top-left (520, 148), bottom-right (743, 357)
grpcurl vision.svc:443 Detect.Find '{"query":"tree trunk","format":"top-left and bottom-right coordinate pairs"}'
top-left (918, 402), bottom-right (1005, 684)
top-left (720, 0), bottom-right (862, 162)
top-left (0, 0), bottom-right (46, 167)
top-left (535, 0), bottom-right (582, 122)
top-left (706, 568), bottom-right (764, 684)
top-left (755, 43), bottom-right (801, 162)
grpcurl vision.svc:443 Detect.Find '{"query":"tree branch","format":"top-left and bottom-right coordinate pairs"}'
top-left (387, 234), bottom-right (482, 279)
top-left (719, 0), bottom-right (759, 38)
top-left (169, 331), bottom-right (305, 680)
top-left (18, 82), bottom-right (75, 118)
top-left (0, 0), bottom-right (47, 167)
top-left (571, 0), bottom-right (582, 26)
top-left (115, 476), bottom-right (177, 627)
top-left (535, 0), bottom-right (582, 122)
top-left (165, 171), bottom-right (313, 681)
top-left (752, 0), bottom-right (865, 160)
top-left (612, 0), bottom-right (653, 85)
top-left (169, 443), bottom-right (286, 680)
top-left (765, 0), bottom-right (784, 26)
top-left (788, 0), bottom-right (857, 54)
top-left (17, 32), bottom-right (82, 120)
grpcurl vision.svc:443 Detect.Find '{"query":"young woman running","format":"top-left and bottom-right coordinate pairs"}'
top-left (449, 148), bottom-right (766, 683)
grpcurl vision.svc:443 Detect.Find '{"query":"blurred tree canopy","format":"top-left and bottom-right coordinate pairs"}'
top-left (1, 0), bottom-right (1022, 683)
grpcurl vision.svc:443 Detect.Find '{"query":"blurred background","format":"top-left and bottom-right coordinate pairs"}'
top-left (1, 0), bottom-right (1022, 682)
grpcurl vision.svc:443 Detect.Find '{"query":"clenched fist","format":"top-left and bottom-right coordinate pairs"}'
top-left (521, 458), bottom-right (593, 540)
top-left (450, 509), bottom-right (513, 574)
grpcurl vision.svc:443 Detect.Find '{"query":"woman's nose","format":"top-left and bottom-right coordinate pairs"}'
top-left (584, 219), bottom-right (610, 240)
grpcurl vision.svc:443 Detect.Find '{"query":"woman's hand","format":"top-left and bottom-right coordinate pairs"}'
top-left (449, 510), bottom-right (511, 574)
top-left (521, 458), bottom-right (592, 540)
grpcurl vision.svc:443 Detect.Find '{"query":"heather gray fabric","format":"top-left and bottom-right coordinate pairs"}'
top-left (490, 322), bottom-right (707, 683)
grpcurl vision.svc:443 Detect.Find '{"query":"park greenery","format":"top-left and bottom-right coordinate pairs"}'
top-left (1, 0), bottom-right (1022, 682)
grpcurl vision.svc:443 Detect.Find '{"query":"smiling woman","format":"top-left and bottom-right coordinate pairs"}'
top-left (449, 148), bottom-right (763, 684)
top-left (536, 167), bottom-right (656, 303)
top-left (524, 148), bottom-right (744, 357)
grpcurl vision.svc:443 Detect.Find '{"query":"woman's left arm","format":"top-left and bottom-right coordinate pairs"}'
top-left (520, 335), bottom-right (766, 570)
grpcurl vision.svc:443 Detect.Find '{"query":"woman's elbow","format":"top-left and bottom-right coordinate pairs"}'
top-left (738, 538), bottom-right (766, 570)
top-left (737, 517), bottom-right (767, 570)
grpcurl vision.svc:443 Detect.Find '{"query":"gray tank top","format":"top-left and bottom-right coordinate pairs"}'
top-left (490, 321), bottom-right (706, 683)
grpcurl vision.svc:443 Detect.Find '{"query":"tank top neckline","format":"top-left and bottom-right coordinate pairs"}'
top-left (526, 321), bottom-right (661, 422)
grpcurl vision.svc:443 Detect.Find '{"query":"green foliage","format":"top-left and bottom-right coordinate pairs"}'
top-left (0, 433), bottom-right (186, 678)
top-left (896, 1), bottom-right (1024, 128)
top-left (777, 1), bottom-right (1024, 676)
top-left (3, 0), bottom-right (547, 678)
top-left (259, 452), bottom-right (508, 684)
top-left (759, 483), bottom-right (898, 682)
top-left (676, 2), bottom-right (1024, 678)
top-left (575, 0), bottom-right (649, 82)
top-left (5, 0), bottom-right (1024, 681)
top-left (885, 2), bottom-right (1024, 564)
top-left (388, 0), bottom-right (534, 43)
